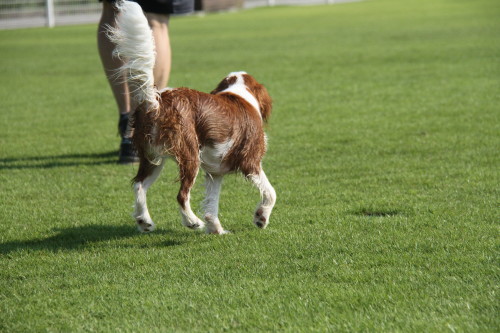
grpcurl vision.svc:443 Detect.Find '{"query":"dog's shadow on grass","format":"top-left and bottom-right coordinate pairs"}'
top-left (0, 224), bottom-right (186, 255)
top-left (0, 150), bottom-right (119, 170)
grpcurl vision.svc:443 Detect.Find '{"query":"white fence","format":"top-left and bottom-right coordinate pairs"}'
top-left (0, 0), bottom-right (101, 29)
top-left (246, 0), bottom-right (338, 8)
top-left (0, 0), bottom-right (348, 30)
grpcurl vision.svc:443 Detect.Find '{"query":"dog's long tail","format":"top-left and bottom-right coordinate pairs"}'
top-left (106, 0), bottom-right (159, 111)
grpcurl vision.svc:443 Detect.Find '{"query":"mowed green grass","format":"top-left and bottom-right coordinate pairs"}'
top-left (0, 0), bottom-right (498, 331)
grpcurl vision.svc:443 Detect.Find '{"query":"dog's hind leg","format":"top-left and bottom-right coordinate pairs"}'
top-left (249, 167), bottom-right (276, 229)
top-left (133, 158), bottom-right (165, 233)
top-left (203, 173), bottom-right (229, 234)
top-left (177, 156), bottom-right (205, 230)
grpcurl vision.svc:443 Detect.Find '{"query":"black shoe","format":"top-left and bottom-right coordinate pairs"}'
top-left (118, 137), bottom-right (139, 164)
top-left (118, 113), bottom-right (129, 137)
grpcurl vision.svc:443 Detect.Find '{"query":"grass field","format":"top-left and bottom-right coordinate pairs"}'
top-left (0, 0), bottom-right (499, 331)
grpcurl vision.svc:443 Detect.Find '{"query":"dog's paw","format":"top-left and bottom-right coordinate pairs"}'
top-left (254, 208), bottom-right (269, 229)
top-left (185, 222), bottom-right (205, 230)
top-left (181, 216), bottom-right (205, 230)
top-left (206, 229), bottom-right (231, 235)
top-left (203, 214), bottom-right (229, 235)
top-left (136, 218), bottom-right (156, 233)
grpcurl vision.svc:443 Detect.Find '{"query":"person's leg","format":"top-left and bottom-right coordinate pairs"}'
top-left (97, 1), bottom-right (131, 120)
top-left (145, 12), bottom-right (171, 89)
top-left (98, 1), bottom-right (138, 163)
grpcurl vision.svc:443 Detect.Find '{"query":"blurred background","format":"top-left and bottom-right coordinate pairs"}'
top-left (0, 0), bottom-right (354, 29)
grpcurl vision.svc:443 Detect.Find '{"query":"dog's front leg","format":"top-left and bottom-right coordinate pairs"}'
top-left (249, 168), bottom-right (276, 229)
top-left (203, 173), bottom-right (229, 235)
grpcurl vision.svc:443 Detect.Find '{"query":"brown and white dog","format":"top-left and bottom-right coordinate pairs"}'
top-left (108, 1), bottom-right (276, 234)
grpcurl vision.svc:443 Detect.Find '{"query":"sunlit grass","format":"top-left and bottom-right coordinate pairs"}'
top-left (0, 0), bottom-right (498, 331)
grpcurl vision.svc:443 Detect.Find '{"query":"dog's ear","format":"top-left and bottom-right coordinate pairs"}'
top-left (242, 74), bottom-right (272, 121)
top-left (253, 83), bottom-right (273, 122)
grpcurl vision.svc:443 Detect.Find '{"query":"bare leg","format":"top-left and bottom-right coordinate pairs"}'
top-left (97, 1), bottom-right (131, 119)
top-left (203, 174), bottom-right (229, 234)
top-left (133, 159), bottom-right (165, 232)
top-left (249, 168), bottom-right (277, 229)
top-left (145, 12), bottom-right (171, 89)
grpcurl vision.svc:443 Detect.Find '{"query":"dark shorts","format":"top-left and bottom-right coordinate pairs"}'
top-left (101, 0), bottom-right (194, 15)
top-left (135, 0), bottom-right (194, 15)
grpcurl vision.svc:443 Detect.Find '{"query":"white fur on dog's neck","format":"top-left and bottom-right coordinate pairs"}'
top-left (221, 71), bottom-right (261, 115)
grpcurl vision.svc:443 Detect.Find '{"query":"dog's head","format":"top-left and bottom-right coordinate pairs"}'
top-left (211, 72), bottom-right (272, 122)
